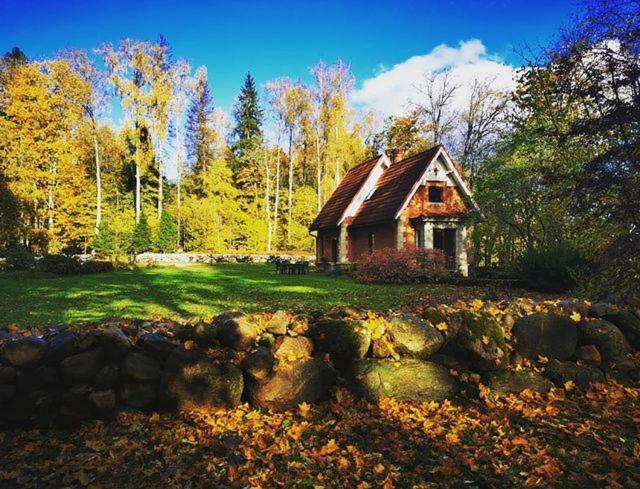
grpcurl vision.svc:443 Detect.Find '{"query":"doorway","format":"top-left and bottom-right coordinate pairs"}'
top-left (331, 238), bottom-right (338, 263)
top-left (433, 228), bottom-right (456, 269)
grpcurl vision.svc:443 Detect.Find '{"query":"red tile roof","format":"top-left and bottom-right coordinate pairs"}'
top-left (309, 155), bottom-right (381, 231)
top-left (350, 145), bottom-right (441, 227)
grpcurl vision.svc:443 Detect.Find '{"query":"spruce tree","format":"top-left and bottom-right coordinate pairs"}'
top-left (185, 69), bottom-right (215, 173)
top-left (92, 221), bottom-right (115, 256)
top-left (155, 211), bottom-right (179, 252)
top-left (130, 213), bottom-right (152, 254)
top-left (231, 72), bottom-right (263, 191)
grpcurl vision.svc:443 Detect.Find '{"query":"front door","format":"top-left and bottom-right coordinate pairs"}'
top-left (433, 228), bottom-right (456, 269)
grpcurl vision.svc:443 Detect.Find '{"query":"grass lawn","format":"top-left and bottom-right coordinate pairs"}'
top-left (0, 263), bottom-right (488, 328)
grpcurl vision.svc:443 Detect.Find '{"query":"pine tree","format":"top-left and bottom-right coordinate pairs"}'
top-left (130, 213), bottom-right (152, 254)
top-left (155, 211), bottom-right (179, 252)
top-left (231, 73), bottom-right (263, 191)
top-left (186, 68), bottom-right (215, 173)
top-left (92, 221), bottom-right (115, 256)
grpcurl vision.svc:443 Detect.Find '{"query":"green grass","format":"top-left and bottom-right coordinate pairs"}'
top-left (0, 263), bottom-right (467, 328)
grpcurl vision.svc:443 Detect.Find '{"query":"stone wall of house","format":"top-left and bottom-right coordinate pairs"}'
top-left (1, 300), bottom-right (639, 426)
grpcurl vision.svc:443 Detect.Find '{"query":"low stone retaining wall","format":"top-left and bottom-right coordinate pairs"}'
top-left (135, 253), bottom-right (315, 264)
top-left (1, 299), bottom-right (639, 426)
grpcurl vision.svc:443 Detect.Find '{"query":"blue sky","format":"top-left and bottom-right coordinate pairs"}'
top-left (2, 0), bottom-right (580, 114)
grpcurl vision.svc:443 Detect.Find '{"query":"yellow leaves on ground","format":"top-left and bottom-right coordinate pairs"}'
top-left (570, 311), bottom-right (582, 322)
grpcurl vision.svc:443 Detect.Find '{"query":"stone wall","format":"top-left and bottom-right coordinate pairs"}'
top-left (1, 299), bottom-right (639, 426)
top-left (134, 253), bottom-right (314, 264)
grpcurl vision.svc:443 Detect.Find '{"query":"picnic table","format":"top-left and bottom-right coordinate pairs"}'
top-left (274, 259), bottom-right (310, 275)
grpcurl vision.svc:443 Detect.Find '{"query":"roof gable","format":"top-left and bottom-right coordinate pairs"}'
top-left (309, 155), bottom-right (382, 231)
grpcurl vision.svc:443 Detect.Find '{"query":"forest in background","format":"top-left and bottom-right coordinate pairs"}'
top-left (0, 0), bottom-right (638, 294)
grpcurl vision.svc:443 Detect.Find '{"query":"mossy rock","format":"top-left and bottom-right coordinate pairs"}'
top-left (447, 310), bottom-right (506, 370)
top-left (387, 313), bottom-right (443, 359)
top-left (312, 319), bottom-right (371, 369)
top-left (513, 313), bottom-right (577, 361)
top-left (483, 370), bottom-right (554, 396)
top-left (421, 307), bottom-right (448, 327)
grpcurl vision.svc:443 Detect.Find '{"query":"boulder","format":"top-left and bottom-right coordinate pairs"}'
top-left (578, 320), bottom-right (630, 361)
top-left (258, 332), bottom-right (276, 349)
top-left (62, 384), bottom-right (92, 403)
top-left (589, 302), bottom-right (617, 318)
top-left (0, 365), bottom-right (16, 383)
top-left (247, 358), bottom-right (337, 411)
top-left (95, 364), bottom-right (119, 389)
top-left (1, 336), bottom-right (47, 367)
top-left (120, 382), bottom-right (156, 410)
top-left (603, 311), bottom-right (640, 348)
top-left (448, 310), bottom-right (506, 370)
top-left (217, 314), bottom-right (259, 351)
top-left (513, 313), bottom-right (577, 361)
top-left (387, 313), bottom-right (443, 359)
top-left (101, 327), bottom-right (132, 360)
top-left (43, 328), bottom-right (77, 364)
top-left (267, 310), bottom-right (290, 335)
top-left (60, 349), bottom-right (103, 382)
top-left (121, 351), bottom-right (161, 382)
top-left (313, 319), bottom-right (371, 369)
top-left (137, 333), bottom-right (174, 360)
top-left (576, 345), bottom-right (602, 365)
top-left (347, 358), bottom-right (458, 403)
top-left (243, 347), bottom-right (275, 381)
top-left (160, 348), bottom-right (243, 410)
top-left (483, 370), bottom-right (554, 395)
top-left (274, 336), bottom-right (314, 360)
top-left (192, 322), bottom-right (218, 344)
top-left (76, 330), bottom-right (101, 352)
top-left (544, 359), bottom-right (605, 390)
top-left (0, 384), bottom-right (15, 404)
top-left (89, 389), bottom-right (116, 413)
top-left (15, 365), bottom-right (59, 393)
top-left (371, 335), bottom-right (394, 359)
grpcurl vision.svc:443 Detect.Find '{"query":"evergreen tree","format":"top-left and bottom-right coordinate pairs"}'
top-left (155, 211), bottom-right (179, 252)
top-left (231, 72), bottom-right (263, 191)
top-left (92, 221), bottom-right (115, 256)
top-left (129, 213), bottom-right (152, 254)
top-left (186, 68), bottom-right (215, 173)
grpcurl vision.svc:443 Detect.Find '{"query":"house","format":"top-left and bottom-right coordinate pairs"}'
top-left (309, 144), bottom-right (479, 276)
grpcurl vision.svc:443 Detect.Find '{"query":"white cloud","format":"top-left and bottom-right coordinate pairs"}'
top-left (352, 39), bottom-right (517, 119)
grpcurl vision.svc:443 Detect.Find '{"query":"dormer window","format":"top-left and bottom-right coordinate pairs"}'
top-left (364, 187), bottom-right (376, 201)
top-left (428, 186), bottom-right (444, 203)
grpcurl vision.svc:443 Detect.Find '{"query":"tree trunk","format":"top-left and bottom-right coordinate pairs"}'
top-left (265, 149), bottom-right (272, 252)
top-left (287, 126), bottom-right (293, 246)
top-left (316, 132), bottom-right (322, 212)
top-left (334, 124), bottom-right (340, 187)
top-left (157, 157), bottom-right (163, 217)
top-left (274, 143), bottom-right (281, 248)
top-left (177, 169), bottom-right (182, 249)
top-left (135, 150), bottom-right (141, 223)
top-left (93, 130), bottom-right (102, 233)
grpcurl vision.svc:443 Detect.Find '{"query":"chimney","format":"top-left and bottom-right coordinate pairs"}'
top-left (389, 148), bottom-right (403, 164)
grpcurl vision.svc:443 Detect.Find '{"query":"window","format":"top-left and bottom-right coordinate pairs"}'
top-left (368, 233), bottom-right (375, 254)
top-left (428, 186), bottom-right (444, 203)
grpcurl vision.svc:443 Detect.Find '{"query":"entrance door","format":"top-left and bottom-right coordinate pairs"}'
top-left (433, 228), bottom-right (456, 269)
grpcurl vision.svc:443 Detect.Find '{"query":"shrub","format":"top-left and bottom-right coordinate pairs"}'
top-left (38, 254), bottom-right (82, 274)
top-left (356, 248), bottom-right (447, 284)
top-left (516, 241), bottom-right (589, 293)
top-left (5, 246), bottom-right (36, 270)
top-left (81, 260), bottom-right (115, 274)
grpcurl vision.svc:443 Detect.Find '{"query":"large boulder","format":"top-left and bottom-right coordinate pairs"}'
top-left (43, 328), bottom-right (77, 364)
top-left (89, 389), bottom-right (116, 414)
top-left (101, 327), bottom-right (132, 360)
top-left (247, 358), bottom-right (337, 411)
top-left (578, 320), bottom-right (631, 361)
top-left (243, 347), bottom-right (275, 381)
top-left (137, 333), bottom-right (174, 360)
top-left (216, 314), bottom-right (259, 351)
top-left (60, 349), bottom-right (103, 382)
top-left (192, 322), bottom-right (218, 344)
top-left (387, 313), bottom-right (443, 359)
top-left (266, 310), bottom-right (291, 335)
top-left (160, 347), bottom-right (243, 410)
top-left (603, 311), bottom-right (640, 348)
top-left (483, 370), bottom-right (554, 395)
top-left (121, 351), bottom-right (162, 382)
top-left (94, 364), bottom-right (119, 389)
top-left (347, 358), bottom-right (458, 403)
top-left (120, 382), bottom-right (157, 410)
top-left (447, 310), bottom-right (506, 370)
top-left (513, 313), bottom-right (577, 361)
top-left (312, 319), bottom-right (371, 369)
top-left (544, 359), bottom-right (605, 390)
top-left (273, 336), bottom-right (314, 361)
top-left (0, 365), bottom-right (16, 383)
top-left (1, 336), bottom-right (47, 367)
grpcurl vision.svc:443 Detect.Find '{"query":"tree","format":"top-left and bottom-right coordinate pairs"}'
top-left (130, 212), bottom-right (152, 254)
top-left (156, 211), bottom-right (179, 252)
top-left (231, 72), bottom-right (263, 192)
top-left (186, 67), bottom-right (216, 173)
top-left (92, 221), bottom-right (115, 256)
top-left (371, 110), bottom-right (429, 158)
top-left (413, 72), bottom-right (459, 146)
